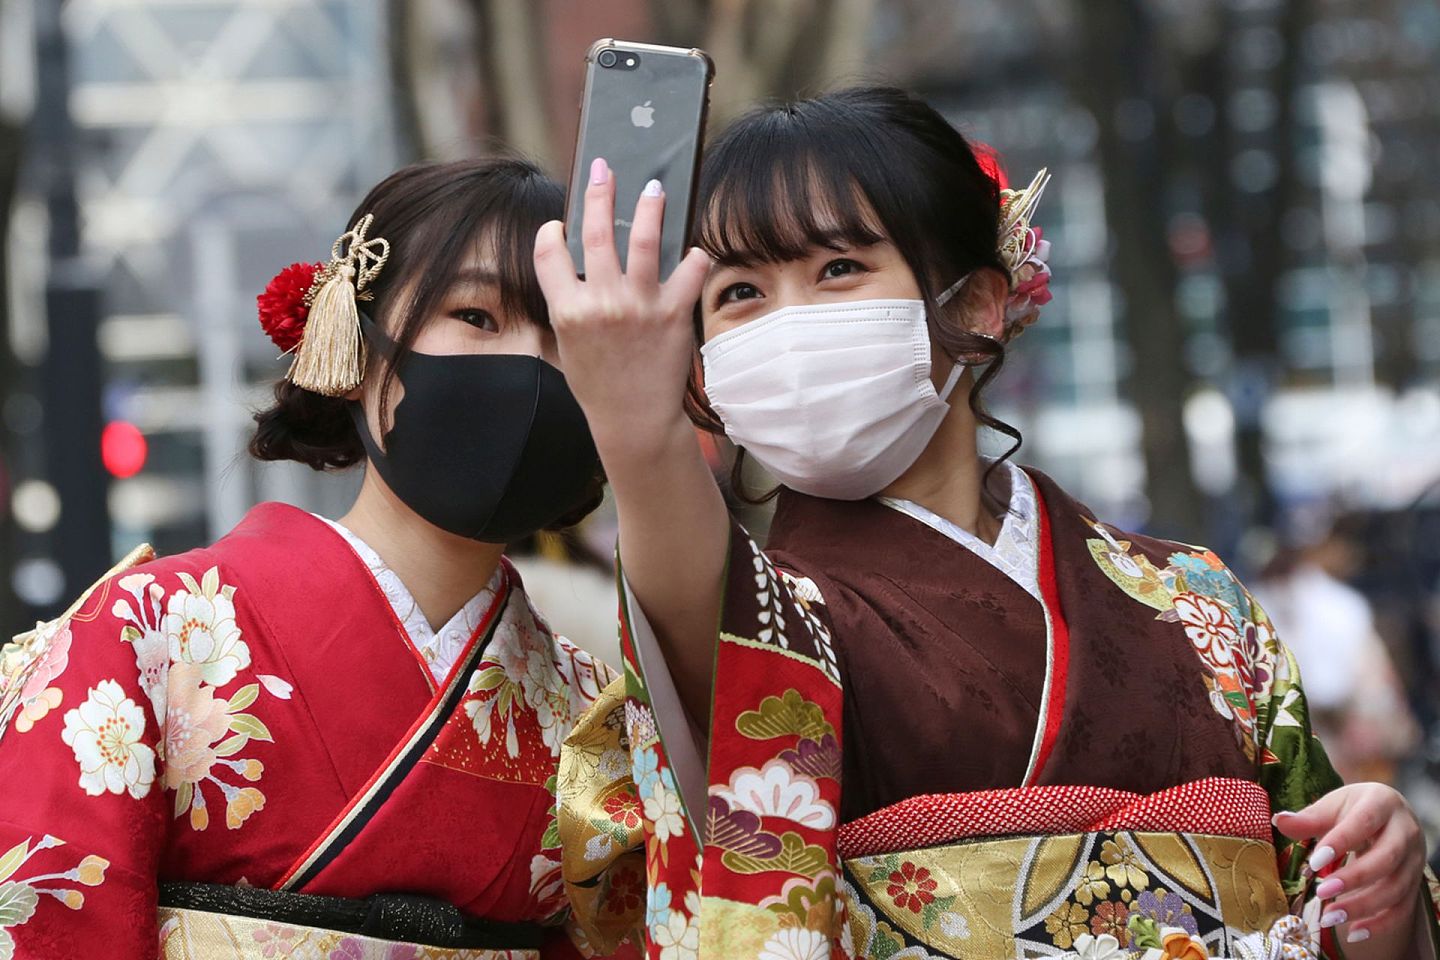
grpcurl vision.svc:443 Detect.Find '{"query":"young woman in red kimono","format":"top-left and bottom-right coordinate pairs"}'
top-left (0, 158), bottom-right (640, 958)
top-left (536, 88), bottom-right (1440, 959)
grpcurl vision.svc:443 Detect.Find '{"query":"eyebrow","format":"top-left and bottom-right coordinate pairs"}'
top-left (449, 267), bottom-right (503, 287)
top-left (710, 230), bottom-right (885, 269)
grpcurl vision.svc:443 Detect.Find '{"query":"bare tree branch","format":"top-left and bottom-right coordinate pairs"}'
top-left (388, 0), bottom-right (428, 159)
top-left (475, 0), bottom-right (555, 167)
top-left (1073, 0), bottom-right (1206, 539)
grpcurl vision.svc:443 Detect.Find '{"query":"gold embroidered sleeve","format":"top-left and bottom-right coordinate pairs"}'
top-left (558, 676), bottom-right (645, 955)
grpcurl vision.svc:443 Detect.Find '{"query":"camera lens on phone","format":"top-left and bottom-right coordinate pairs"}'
top-left (597, 49), bottom-right (618, 68)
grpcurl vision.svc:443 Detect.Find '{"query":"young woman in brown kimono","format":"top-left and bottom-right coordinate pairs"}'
top-left (536, 87), bottom-right (1437, 960)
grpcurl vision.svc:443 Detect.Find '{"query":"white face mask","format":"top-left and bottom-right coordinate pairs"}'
top-left (700, 277), bottom-right (970, 500)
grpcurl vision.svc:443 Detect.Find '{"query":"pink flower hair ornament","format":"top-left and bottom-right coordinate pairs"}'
top-left (995, 168), bottom-right (1054, 340)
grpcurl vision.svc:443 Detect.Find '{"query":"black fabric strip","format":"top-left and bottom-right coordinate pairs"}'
top-left (288, 592), bottom-right (509, 891)
top-left (159, 881), bottom-right (544, 949)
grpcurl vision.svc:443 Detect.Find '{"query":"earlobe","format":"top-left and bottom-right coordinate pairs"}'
top-left (977, 269), bottom-right (1011, 341)
top-left (971, 301), bottom-right (1005, 342)
top-left (944, 268), bottom-right (1008, 342)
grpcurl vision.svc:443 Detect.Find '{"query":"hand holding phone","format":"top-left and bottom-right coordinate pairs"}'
top-left (564, 40), bottom-right (713, 281)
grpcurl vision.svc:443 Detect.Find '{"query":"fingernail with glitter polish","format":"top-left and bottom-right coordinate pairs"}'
top-left (1315, 878), bottom-right (1344, 899)
top-left (1347, 928), bottom-right (1371, 943)
top-left (642, 179), bottom-right (662, 198)
top-left (1321, 910), bottom-right (1348, 929)
top-left (1309, 845), bottom-right (1336, 871)
top-left (590, 157), bottom-right (609, 185)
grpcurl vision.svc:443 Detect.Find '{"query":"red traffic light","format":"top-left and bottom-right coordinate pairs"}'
top-left (101, 421), bottom-right (147, 478)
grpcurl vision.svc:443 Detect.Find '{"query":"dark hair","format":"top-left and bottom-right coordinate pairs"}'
top-left (685, 86), bottom-right (1023, 503)
top-left (250, 157), bottom-right (603, 528)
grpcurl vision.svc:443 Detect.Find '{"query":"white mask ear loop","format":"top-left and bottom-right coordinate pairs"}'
top-left (936, 273), bottom-right (972, 306)
top-left (934, 273), bottom-right (972, 403)
top-left (937, 356), bottom-right (966, 403)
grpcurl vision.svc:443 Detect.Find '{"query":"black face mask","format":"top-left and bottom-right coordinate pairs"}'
top-left (349, 314), bottom-right (601, 543)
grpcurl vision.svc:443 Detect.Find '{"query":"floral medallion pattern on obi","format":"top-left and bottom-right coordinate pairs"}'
top-left (840, 830), bottom-right (1294, 959)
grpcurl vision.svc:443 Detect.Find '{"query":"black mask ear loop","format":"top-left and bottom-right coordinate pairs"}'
top-left (356, 310), bottom-right (398, 361)
top-left (349, 310), bottom-right (398, 454)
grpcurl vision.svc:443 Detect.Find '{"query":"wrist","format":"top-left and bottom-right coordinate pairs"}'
top-left (592, 413), bottom-right (698, 465)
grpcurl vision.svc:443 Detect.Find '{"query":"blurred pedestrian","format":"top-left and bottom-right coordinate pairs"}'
top-left (1254, 516), bottom-right (1422, 785)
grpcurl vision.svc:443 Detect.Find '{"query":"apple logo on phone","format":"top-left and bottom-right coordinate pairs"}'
top-left (631, 100), bottom-right (655, 128)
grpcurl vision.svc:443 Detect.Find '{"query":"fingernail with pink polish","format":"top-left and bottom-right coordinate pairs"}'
top-left (1320, 909), bottom-right (1348, 929)
top-left (1309, 845), bottom-right (1336, 871)
top-left (1347, 929), bottom-right (1371, 943)
top-left (642, 178), bottom-right (662, 198)
top-left (590, 157), bottom-right (609, 185)
top-left (1315, 877), bottom-right (1344, 899)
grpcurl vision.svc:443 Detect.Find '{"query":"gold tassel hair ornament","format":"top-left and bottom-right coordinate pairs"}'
top-left (996, 167), bottom-right (1050, 279)
top-left (286, 213), bottom-right (390, 397)
top-left (994, 168), bottom-right (1054, 340)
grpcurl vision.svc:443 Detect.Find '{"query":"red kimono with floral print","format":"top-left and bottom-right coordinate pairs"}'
top-left (0, 503), bottom-right (617, 959)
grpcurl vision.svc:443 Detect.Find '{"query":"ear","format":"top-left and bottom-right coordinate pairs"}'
top-left (944, 267), bottom-right (1008, 341)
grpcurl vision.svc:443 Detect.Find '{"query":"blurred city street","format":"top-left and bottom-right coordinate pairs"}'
top-left (1, 0), bottom-right (1437, 864)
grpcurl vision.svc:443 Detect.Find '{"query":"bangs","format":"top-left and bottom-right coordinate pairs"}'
top-left (475, 174), bottom-right (561, 328)
top-left (697, 115), bottom-right (887, 267)
top-left (427, 163), bottom-right (562, 329)
top-left (359, 158), bottom-right (563, 340)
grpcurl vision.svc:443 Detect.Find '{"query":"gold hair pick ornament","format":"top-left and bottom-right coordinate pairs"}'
top-left (286, 213), bottom-right (390, 397)
top-left (996, 167), bottom-right (1050, 283)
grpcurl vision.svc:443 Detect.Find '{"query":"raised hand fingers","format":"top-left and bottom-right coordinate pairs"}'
top-left (659, 245), bottom-right (713, 318)
top-left (581, 157), bottom-right (621, 284)
top-left (626, 179), bottom-right (665, 289)
top-left (533, 220), bottom-right (580, 305)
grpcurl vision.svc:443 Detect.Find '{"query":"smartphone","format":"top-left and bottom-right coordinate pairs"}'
top-left (565, 39), bottom-right (713, 281)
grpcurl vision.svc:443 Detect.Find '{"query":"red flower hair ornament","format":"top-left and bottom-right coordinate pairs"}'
top-left (257, 261), bottom-right (322, 355)
top-left (254, 214), bottom-right (390, 396)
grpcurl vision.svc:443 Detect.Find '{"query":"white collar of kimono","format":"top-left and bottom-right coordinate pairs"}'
top-left (875, 458), bottom-right (1042, 603)
top-left (315, 515), bottom-right (506, 685)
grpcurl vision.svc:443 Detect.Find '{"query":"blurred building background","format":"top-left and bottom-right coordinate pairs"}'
top-left (1, 0), bottom-right (1437, 849)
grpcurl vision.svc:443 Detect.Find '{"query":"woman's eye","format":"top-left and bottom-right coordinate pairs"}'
top-left (717, 283), bottom-right (762, 306)
top-left (821, 258), bottom-right (863, 280)
top-left (453, 309), bottom-right (499, 332)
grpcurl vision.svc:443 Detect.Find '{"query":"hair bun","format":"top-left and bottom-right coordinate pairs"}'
top-left (248, 379), bottom-right (363, 471)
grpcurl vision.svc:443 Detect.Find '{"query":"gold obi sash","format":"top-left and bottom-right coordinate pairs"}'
top-left (837, 778), bottom-right (1316, 960)
top-left (158, 909), bottom-right (536, 959)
